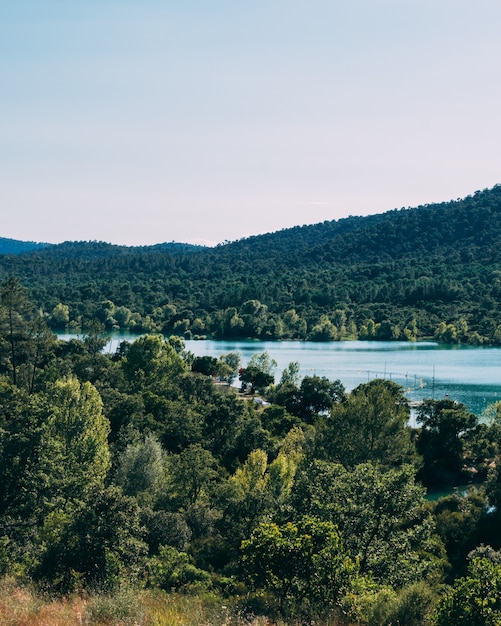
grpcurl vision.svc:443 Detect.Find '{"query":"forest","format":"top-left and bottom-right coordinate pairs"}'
top-left (1, 277), bottom-right (501, 625)
top-left (1, 185), bottom-right (501, 345)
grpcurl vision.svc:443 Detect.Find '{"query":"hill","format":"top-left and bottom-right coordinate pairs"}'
top-left (1, 185), bottom-right (501, 343)
top-left (0, 237), bottom-right (49, 255)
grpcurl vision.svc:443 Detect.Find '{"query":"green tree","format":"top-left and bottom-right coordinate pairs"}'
top-left (41, 377), bottom-right (111, 508)
top-left (122, 334), bottom-right (187, 391)
top-left (431, 489), bottom-right (487, 582)
top-left (218, 351), bottom-right (241, 384)
top-left (239, 352), bottom-right (277, 394)
top-left (147, 544), bottom-right (210, 591)
top-left (309, 315), bottom-right (339, 341)
top-left (81, 319), bottom-right (108, 355)
top-left (227, 449), bottom-right (270, 525)
top-left (0, 277), bottom-right (32, 387)
top-left (260, 404), bottom-right (302, 439)
top-left (324, 379), bottom-right (415, 468)
top-left (435, 321), bottom-right (458, 343)
top-left (359, 318), bottom-right (381, 340)
top-left (213, 307), bottom-right (244, 338)
top-left (26, 316), bottom-right (57, 393)
top-left (114, 433), bottom-right (166, 505)
top-left (295, 375), bottom-right (346, 422)
top-left (51, 303), bottom-right (70, 327)
top-left (165, 444), bottom-right (221, 508)
top-left (34, 486), bottom-right (147, 592)
top-left (0, 381), bottom-right (48, 564)
top-left (241, 516), bottom-right (357, 618)
top-left (239, 365), bottom-right (274, 394)
top-left (291, 460), bottom-right (444, 586)
top-left (113, 305), bottom-right (132, 328)
top-left (279, 361), bottom-right (301, 387)
top-left (240, 300), bottom-right (269, 337)
top-left (417, 398), bottom-right (478, 486)
top-left (283, 309), bottom-right (307, 339)
top-left (247, 352), bottom-right (277, 377)
top-left (432, 550), bottom-right (501, 626)
top-left (191, 355), bottom-right (218, 377)
top-left (493, 323), bottom-right (501, 345)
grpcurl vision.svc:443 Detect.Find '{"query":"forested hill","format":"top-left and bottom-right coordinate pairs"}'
top-left (215, 185), bottom-right (501, 266)
top-left (0, 237), bottom-right (49, 255)
top-left (2, 184), bottom-right (501, 343)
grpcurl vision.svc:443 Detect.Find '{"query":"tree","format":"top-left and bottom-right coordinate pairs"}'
top-left (283, 309), bottom-right (307, 339)
top-left (239, 352), bottom-right (277, 394)
top-left (26, 316), bottom-right (57, 393)
top-left (291, 460), bottom-right (444, 586)
top-left (432, 550), bottom-right (501, 626)
top-left (295, 375), bottom-right (346, 422)
top-left (279, 361), bottom-right (301, 387)
top-left (0, 381), bottom-right (48, 562)
top-left (431, 489), bottom-right (487, 582)
top-left (121, 334), bottom-right (187, 391)
top-left (435, 322), bottom-right (458, 343)
top-left (247, 352), bottom-right (277, 377)
top-left (147, 544), bottom-right (210, 591)
top-left (0, 376), bottom-right (111, 576)
top-left (114, 305), bottom-right (132, 328)
top-left (81, 319), bottom-right (108, 354)
top-left (114, 433), bottom-right (166, 505)
top-left (308, 315), bottom-right (339, 341)
top-left (0, 277), bottom-right (32, 387)
top-left (241, 516), bottom-right (357, 618)
top-left (51, 303), bottom-right (70, 327)
top-left (227, 449), bottom-right (270, 524)
top-left (239, 300), bottom-right (269, 337)
top-left (34, 486), bottom-right (147, 592)
top-left (40, 377), bottom-right (111, 508)
top-left (192, 355), bottom-right (218, 377)
top-left (239, 365), bottom-right (274, 394)
top-left (416, 398), bottom-right (478, 486)
top-left (324, 379), bottom-right (415, 468)
top-left (359, 318), bottom-right (381, 340)
top-left (165, 444), bottom-right (221, 508)
top-left (218, 351), bottom-right (241, 384)
top-left (260, 404), bottom-right (302, 439)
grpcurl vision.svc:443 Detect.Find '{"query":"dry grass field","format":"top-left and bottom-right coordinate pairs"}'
top-left (0, 579), bottom-right (311, 626)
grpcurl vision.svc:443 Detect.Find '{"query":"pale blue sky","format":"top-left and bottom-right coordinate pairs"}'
top-left (1, 1), bottom-right (500, 246)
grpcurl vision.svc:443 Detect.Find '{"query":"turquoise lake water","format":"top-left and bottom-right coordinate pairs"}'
top-left (59, 334), bottom-right (501, 417)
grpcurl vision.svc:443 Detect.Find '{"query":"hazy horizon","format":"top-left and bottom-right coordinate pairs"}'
top-left (2, 183), bottom-right (498, 249)
top-left (2, 1), bottom-right (501, 247)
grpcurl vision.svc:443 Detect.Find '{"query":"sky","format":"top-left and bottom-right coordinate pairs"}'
top-left (1, 0), bottom-right (501, 247)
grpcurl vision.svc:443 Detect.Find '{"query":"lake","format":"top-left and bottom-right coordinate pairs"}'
top-left (59, 333), bottom-right (501, 417)
top-left (185, 339), bottom-right (501, 418)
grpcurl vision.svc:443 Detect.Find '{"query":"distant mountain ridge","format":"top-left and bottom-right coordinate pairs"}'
top-left (0, 238), bottom-right (205, 258)
top-left (4, 184), bottom-right (500, 263)
top-left (0, 237), bottom-right (50, 255)
top-left (1, 184), bottom-right (501, 344)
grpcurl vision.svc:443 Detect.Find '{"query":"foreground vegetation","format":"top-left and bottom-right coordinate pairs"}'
top-left (2, 186), bottom-right (501, 345)
top-left (0, 579), bottom-right (280, 626)
top-left (1, 278), bottom-right (501, 624)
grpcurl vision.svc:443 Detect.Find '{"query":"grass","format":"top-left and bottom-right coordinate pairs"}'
top-left (0, 579), bottom-right (298, 626)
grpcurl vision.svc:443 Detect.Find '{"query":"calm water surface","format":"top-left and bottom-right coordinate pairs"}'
top-left (186, 339), bottom-right (501, 417)
top-left (60, 334), bottom-right (501, 417)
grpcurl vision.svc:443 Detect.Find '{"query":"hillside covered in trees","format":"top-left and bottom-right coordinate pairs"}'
top-left (1, 185), bottom-right (501, 345)
top-left (1, 278), bottom-right (501, 624)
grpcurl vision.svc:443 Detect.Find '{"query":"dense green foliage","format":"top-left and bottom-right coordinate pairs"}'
top-left (2, 281), bottom-right (501, 624)
top-left (0, 237), bottom-right (49, 255)
top-left (2, 185), bottom-right (501, 344)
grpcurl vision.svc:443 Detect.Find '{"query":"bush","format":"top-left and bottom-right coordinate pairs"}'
top-left (147, 545), bottom-right (211, 592)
